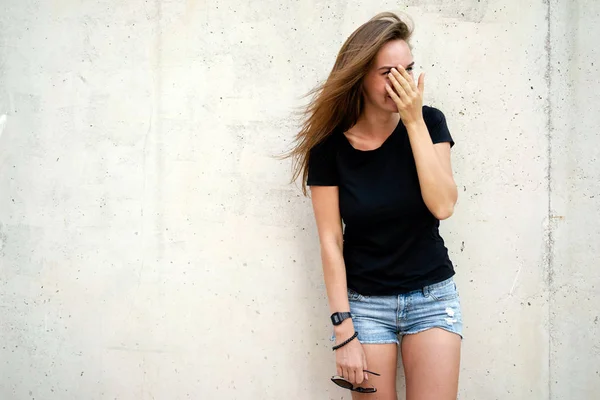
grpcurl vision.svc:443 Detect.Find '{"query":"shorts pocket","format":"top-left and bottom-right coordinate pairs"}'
top-left (426, 281), bottom-right (459, 302)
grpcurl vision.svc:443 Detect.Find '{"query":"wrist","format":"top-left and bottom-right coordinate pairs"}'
top-left (333, 318), bottom-right (354, 336)
top-left (332, 331), bottom-right (358, 351)
top-left (404, 117), bottom-right (425, 130)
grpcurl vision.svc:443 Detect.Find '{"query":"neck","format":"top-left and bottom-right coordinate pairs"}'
top-left (352, 104), bottom-right (400, 138)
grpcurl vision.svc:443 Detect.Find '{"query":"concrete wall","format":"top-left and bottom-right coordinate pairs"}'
top-left (0, 0), bottom-right (598, 399)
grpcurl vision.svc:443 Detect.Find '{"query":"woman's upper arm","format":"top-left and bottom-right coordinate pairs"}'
top-left (433, 142), bottom-right (455, 181)
top-left (310, 185), bottom-right (343, 248)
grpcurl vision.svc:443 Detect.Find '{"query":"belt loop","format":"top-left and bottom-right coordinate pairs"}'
top-left (422, 285), bottom-right (428, 296)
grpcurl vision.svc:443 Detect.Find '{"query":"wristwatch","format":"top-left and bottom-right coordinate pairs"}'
top-left (330, 312), bottom-right (352, 326)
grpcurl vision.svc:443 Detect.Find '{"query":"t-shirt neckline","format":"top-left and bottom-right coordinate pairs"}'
top-left (341, 120), bottom-right (403, 153)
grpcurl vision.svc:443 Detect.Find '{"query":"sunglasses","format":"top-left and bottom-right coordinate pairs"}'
top-left (331, 370), bottom-right (381, 393)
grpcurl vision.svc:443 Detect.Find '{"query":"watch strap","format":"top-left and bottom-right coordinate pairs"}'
top-left (331, 311), bottom-right (352, 326)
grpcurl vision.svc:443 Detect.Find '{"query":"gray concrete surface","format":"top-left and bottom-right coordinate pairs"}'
top-left (0, 0), bottom-right (598, 399)
top-left (548, 1), bottom-right (600, 399)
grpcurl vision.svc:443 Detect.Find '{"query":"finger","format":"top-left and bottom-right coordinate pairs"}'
top-left (355, 366), bottom-right (364, 385)
top-left (342, 366), bottom-right (349, 381)
top-left (363, 356), bottom-right (369, 381)
top-left (398, 65), bottom-right (418, 91)
top-left (385, 84), bottom-right (403, 106)
top-left (337, 364), bottom-right (342, 377)
top-left (390, 68), bottom-right (413, 97)
top-left (418, 72), bottom-right (425, 94)
top-left (394, 66), bottom-right (415, 92)
top-left (388, 71), bottom-right (409, 101)
top-left (349, 368), bottom-right (357, 385)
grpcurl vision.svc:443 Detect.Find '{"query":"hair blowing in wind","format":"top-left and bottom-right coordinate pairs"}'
top-left (283, 12), bottom-right (413, 195)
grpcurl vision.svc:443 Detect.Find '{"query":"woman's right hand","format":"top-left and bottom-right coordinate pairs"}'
top-left (335, 329), bottom-right (368, 385)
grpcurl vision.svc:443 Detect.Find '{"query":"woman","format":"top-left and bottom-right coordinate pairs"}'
top-left (287, 12), bottom-right (462, 399)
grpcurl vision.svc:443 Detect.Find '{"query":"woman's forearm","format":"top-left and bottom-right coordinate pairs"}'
top-left (320, 240), bottom-right (355, 334)
top-left (406, 120), bottom-right (458, 219)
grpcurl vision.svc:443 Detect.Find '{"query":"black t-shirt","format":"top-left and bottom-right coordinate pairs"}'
top-left (307, 106), bottom-right (455, 296)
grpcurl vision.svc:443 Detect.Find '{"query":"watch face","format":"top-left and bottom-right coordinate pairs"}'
top-left (331, 312), bottom-right (351, 326)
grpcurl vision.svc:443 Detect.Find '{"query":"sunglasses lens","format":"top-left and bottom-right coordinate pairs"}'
top-left (331, 378), bottom-right (353, 390)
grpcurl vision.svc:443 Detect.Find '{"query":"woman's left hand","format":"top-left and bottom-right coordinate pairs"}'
top-left (385, 66), bottom-right (425, 125)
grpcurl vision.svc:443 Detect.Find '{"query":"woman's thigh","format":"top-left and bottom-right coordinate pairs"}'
top-left (399, 277), bottom-right (463, 399)
top-left (352, 343), bottom-right (399, 400)
top-left (401, 328), bottom-right (461, 400)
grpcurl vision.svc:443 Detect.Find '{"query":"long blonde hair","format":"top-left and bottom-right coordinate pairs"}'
top-left (284, 12), bottom-right (413, 195)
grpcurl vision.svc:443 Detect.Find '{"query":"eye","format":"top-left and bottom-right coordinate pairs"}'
top-left (406, 66), bottom-right (414, 72)
top-left (382, 70), bottom-right (391, 76)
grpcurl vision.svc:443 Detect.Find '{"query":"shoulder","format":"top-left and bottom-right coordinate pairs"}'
top-left (421, 105), bottom-right (454, 146)
top-left (310, 131), bottom-right (343, 156)
top-left (307, 131), bottom-right (342, 186)
top-left (422, 105), bottom-right (447, 126)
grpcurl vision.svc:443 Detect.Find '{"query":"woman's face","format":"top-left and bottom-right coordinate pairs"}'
top-left (362, 39), bottom-right (414, 113)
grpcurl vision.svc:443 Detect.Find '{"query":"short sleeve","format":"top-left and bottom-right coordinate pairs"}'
top-left (424, 106), bottom-right (455, 148)
top-left (307, 136), bottom-right (339, 186)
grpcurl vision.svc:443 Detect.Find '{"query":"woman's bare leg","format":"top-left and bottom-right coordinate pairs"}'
top-left (401, 328), bottom-right (461, 400)
top-left (351, 343), bottom-right (399, 400)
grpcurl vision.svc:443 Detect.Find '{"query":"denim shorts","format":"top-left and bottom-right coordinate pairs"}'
top-left (331, 277), bottom-right (463, 345)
